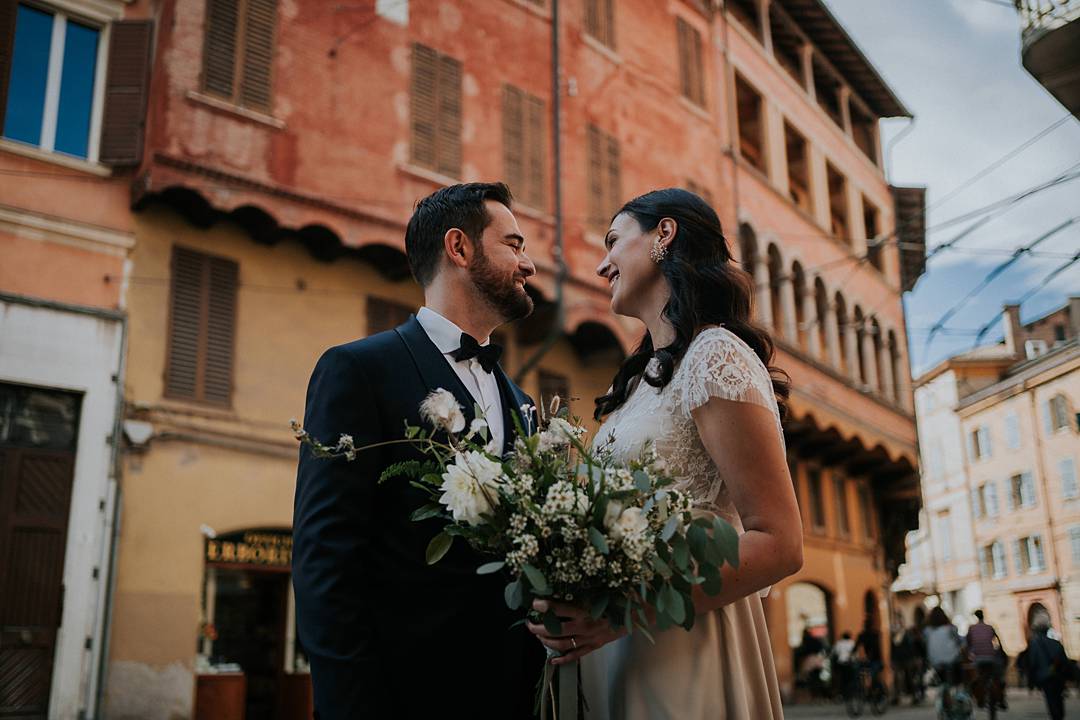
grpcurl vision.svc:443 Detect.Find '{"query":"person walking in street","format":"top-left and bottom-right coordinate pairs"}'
top-left (965, 609), bottom-right (1006, 710)
top-left (1023, 616), bottom-right (1071, 720)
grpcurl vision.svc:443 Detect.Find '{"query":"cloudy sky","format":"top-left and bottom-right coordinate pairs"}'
top-left (821, 0), bottom-right (1080, 375)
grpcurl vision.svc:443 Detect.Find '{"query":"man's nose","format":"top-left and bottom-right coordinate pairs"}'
top-left (519, 253), bottom-right (537, 278)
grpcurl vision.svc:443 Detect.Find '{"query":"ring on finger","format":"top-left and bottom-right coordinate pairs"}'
top-left (571, 636), bottom-right (578, 650)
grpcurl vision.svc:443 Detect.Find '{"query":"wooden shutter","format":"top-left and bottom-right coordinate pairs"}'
top-left (411, 44), bottom-right (438, 169)
top-left (0, 0), bottom-right (16, 132)
top-left (436, 52), bottom-right (462, 177)
top-left (202, 256), bottom-right (237, 404)
top-left (166, 247), bottom-right (204, 400)
top-left (677, 18), bottom-right (692, 102)
top-left (503, 85), bottom-right (524, 201)
top-left (240, 0), bottom-right (276, 110)
top-left (525, 93), bottom-right (545, 208)
top-left (504, 85), bottom-right (546, 209)
top-left (99, 20), bottom-right (153, 166)
top-left (587, 124), bottom-right (604, 229)
top-left (165, 246), bottom-right (238, 405)
top-left (203, 0), bottom-right (239, 99)
top-left (366, 297), bottom-right (414, 335)
top-left (585, 0), bottom-right (614, 48)
top-left (605, 132), bottom-right (621, 223)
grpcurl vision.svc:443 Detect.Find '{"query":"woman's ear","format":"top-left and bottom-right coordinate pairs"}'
top-left (657, 217), bottom-right (678, 250)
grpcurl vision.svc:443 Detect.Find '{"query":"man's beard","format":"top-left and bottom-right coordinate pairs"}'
top-left (468, 245), bottom-right (534, 322)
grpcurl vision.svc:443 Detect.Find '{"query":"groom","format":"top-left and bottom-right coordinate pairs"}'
top-left (293, 182), bottom-right (547, 718)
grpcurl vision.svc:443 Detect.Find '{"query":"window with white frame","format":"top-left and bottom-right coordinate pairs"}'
top-left (991, 540), bottom-right (1007, 578)
top-left (1015, 535), bottom-right (1046, 574)
top-left (1062, 457), bottom-right (1078, 500)
top-left (1071, 525), bottom-right (1080, 565)
top-left (984, 481), bottom-right (999, 517)
top-left (971, 486), bottom-right (984, 520)
top-left (1007, 472), bottom-right (1036, 510)
top-left (969, 425), bottom-right (992, 461)
top-left (1046, 393), bottom-right (1073, 433)
top-left (1005, 412), bottom-right (1021, 450)
top-left (2, 3), bottom-right (106, 160)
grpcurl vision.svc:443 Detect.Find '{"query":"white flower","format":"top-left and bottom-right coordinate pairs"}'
top-left (538, 417), bottom-right (578, 452)
top-left (465, 418), bottom-right (489, 441)
top-left (438, 451), bottom-right (506, 525)
top-left (420, 388), bottom-right (466, 434)
top-left (542, 480), bottom-right (589, 517)
top-left (603, 500), bottom-right (624, 531)
top-left (610, 507), bottom-right (649, 542)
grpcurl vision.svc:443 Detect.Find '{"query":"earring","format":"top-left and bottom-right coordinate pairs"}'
top-left (649, 238), bottom-right (668, 264)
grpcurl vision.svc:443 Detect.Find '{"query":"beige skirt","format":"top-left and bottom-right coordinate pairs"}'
top-left (581, 591), bottom-right (784, 719)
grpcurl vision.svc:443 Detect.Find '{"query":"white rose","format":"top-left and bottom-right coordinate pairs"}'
top-left (420, 388), bottom-right (466, 434)
top-left (603, 500), bottom-right (624, 531)
top-left (438, 451), bottom-right (505, 525)
top-left (610, 507), bottom-right (649, 542)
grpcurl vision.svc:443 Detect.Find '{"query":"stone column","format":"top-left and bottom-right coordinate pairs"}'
top-left (879, 338), bottom-right (896, 402)
top-left (807, 289), bottom-right (822, 359)
top-left (779, 274), bottom-right (798, 343)
top-left (826, 302), bottom-right (842, 368)
top-left (861, 324), bottom-right (880, 391)
top-left (843, 319), bottom-right (860, 384)
top-left (754, 259), bottom-right (774, 328)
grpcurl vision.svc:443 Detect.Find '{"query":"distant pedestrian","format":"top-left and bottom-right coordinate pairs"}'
top-left (965, 609), bottom-right (1006, 710)
top-left (924, 607), bottom-right (962, 685)
top-left (1022, 616), bottom-right (1071, 720)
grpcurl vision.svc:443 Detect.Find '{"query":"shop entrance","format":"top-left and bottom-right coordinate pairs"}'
top-left (198, 529), bottom-right (309, 720)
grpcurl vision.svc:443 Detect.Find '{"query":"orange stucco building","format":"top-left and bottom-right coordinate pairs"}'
top-left (3, 0), bottom-right (927, 717)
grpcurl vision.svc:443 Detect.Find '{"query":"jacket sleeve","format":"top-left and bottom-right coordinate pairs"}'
top-left (292, 345), bottom-right (384, 716)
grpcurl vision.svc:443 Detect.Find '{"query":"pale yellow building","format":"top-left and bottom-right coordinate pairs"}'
top-left (903, 298), bottom-right (1080, 660)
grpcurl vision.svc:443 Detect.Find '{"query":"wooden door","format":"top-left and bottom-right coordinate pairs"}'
top-left (0, 385), bottom-right (79, 719)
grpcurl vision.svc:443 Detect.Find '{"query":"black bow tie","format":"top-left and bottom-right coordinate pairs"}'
top-left (450, 333), bottom-right (503, 373)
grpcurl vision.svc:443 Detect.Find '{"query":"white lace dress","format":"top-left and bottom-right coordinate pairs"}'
top-left (581, 326), bottom-right (785, 719)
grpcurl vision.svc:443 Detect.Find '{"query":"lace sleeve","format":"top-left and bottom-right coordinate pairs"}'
top-left (677, 327), bottom-right (780, 421)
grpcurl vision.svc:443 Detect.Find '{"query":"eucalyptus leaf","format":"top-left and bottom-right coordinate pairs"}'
top-left (588, 526), bottom-right (610, 555)
top-left (633, 470), bottom-right (651, 492)
top-left (425, 532), bottom-right (453, 565)
top-left (421, 473), bottom-right (443, 486)
top-left (712, 517), bottom-right (741, 569)
top-left (476, 561), bottom-right (505, 575)
top-left (522, 564), bottom-right (550, 595)
top-left (701, 565), bottom-right (723, 596)
top-left (664, 585), bottom-right (686, 624)
top-left (687, 523), bottom-right (709, 561)
top-left (410, 503), bottom-right (443, 522)
top-left (652, 556), bottom-right (672, 578)
top-left (672, 534), bottom-right (690, 570)
top-left (661, 515), bottom-right (680, 542)
top-left (504, 578), bottom-right (524, 609)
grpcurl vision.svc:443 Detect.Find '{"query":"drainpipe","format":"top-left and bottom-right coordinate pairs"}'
top-left (516, 0), bottom-right (567, 384)
top-left (91, 312), bottom-right (128, 719)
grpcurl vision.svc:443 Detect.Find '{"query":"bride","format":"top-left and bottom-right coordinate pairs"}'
top-left (526, 188), bottom-right (803, 718)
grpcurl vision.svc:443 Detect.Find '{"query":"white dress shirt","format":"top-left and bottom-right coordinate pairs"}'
top-left (415, 307), bottom-right (505, 452)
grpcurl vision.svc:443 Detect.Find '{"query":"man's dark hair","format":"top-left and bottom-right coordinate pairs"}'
top-left (405, 182), bottom-right (513, 286)
top-left (974, 609), bottom-right (984, 621)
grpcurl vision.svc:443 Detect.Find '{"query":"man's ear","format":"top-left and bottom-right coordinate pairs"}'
top-left (443, 228), bottom-right (473, 269)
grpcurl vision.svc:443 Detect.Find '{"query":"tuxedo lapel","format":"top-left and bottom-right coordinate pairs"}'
top-left (395, 316), bottom-right (478, 428)
top-left (493, 366), bottom-right (532, 454)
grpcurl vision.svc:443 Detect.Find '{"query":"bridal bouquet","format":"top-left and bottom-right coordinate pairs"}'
top-left (292, 389), bottom-right (739, 640)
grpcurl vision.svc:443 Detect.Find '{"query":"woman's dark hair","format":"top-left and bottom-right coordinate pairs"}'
top-left (594, 188), bottom-right (790, 421)
top-left (927, 607), bottom-right (950, 628)
top-left (405, 182), bottom-right (512, 286)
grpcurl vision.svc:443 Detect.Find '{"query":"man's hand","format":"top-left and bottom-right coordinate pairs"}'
top-left (525, 599), bottom-right (627, 665)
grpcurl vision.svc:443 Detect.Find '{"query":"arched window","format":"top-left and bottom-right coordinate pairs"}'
top-left (814, 277), bottom-right (829, 361)
top-left (768, 244), bottom-right (786, 337)
top-left (871, 317), bottom-right (883, 392)
top-left (888, 330), bottom-right (902, 403)
top-left (834, 292), bottom-right (849, 376)
top-left (854, 305), bottom-right (867, 386)
top-left (792, 261), bottom-right (808, 351)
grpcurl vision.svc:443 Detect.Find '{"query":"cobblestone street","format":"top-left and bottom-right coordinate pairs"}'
top-left (784, 688), bottom-right (1079, 718)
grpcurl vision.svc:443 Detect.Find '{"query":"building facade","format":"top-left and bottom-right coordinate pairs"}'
top-left (902, 298), bottom-right (1080, 660)
top-left (3, 0), bottom-right (925, 716)
top-left (0, 0), bottom-right (151, 716)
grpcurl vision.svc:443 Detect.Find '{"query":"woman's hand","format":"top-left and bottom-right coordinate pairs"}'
top-left (525, 599), bottom-right (627, 665)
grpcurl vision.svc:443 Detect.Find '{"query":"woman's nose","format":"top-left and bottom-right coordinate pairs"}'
top-left (596, 257), bottom-right (611, 278)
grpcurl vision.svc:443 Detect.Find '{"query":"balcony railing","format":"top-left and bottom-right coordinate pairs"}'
top-left (1015, 0), bottom-right (1080, 37)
